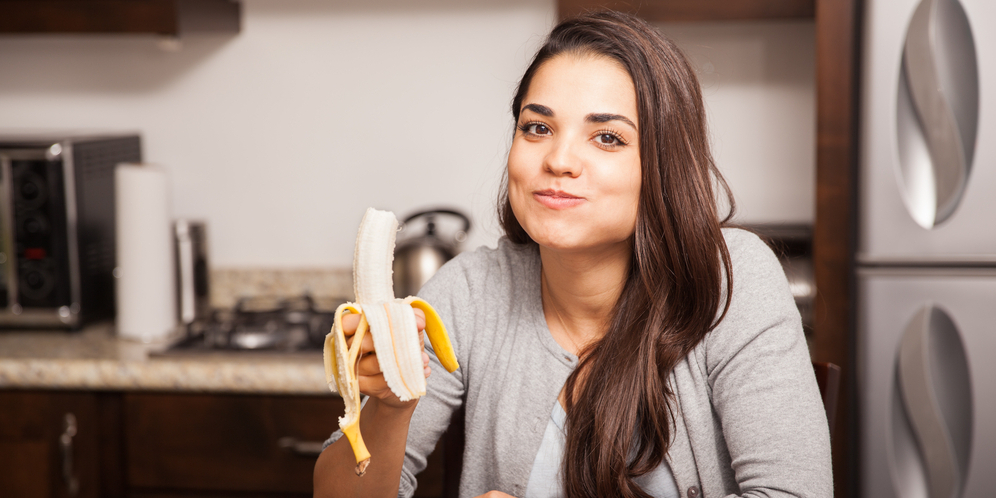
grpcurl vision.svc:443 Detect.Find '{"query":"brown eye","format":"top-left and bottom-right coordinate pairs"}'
top-left (596, 133), bottom-right (620, 145)
top-left (529, 124), bottom-right (551, 135)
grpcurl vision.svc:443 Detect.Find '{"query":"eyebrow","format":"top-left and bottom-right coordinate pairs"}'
top-left (519, 104), bottom-right (637, 130)
top-left (520, 103), bottom-right (553, 117)
top-left (586, 113), bottom-right (637, 130)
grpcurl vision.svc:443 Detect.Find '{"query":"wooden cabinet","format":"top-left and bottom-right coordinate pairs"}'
top-left (124, 393), bottom-right (339, 496)
top-left (0, 390), bottom-right (453, 497)
top-left (558, 0), bottom-right (815, 22)
top-left (0, 391), bottom-right (103, 498)
top-left (0, 0), bottom-right (240, 35)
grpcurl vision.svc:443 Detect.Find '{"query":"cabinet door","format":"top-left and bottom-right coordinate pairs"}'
top-left (0, 391), bottom-right (101, 498)
top-left (124, 392), bottom-right (453, 497)
top-left (858, 269), bottom-right (996, 498)
top-left (124, 393), bottom-right (344, 495)
top-left (859, 0), bottom-right (996, 263)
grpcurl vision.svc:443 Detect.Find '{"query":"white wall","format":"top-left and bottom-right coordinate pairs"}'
top-left (0, 0), bottom-right (556, 268)
top-left (661, 21), bottom-right (816, 224)
top-left (0, 2), bottom-right (813, 269)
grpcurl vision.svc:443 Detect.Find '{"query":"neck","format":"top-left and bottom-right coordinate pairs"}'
top-left (540, 242), bottom-right (631, 352)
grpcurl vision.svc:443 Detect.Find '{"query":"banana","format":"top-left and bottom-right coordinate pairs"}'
top-left (324, 207), bottom-right (460, 476)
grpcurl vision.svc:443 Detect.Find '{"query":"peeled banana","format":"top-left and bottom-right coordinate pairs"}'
top-left (324, 207), bottom-right (459, 476)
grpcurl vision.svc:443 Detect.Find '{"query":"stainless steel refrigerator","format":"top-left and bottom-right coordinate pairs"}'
top-left (858, 0), bottom-right (996, 497)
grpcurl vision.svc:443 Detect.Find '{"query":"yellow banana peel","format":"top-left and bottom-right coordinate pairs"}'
top-left (324, 207), bottom-right (459, 476)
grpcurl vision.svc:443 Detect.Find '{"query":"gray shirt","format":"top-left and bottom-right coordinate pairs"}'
top-left (523, 402), bottom-right (680, 498)
top-left (326, 229), bottom-right (832, 498)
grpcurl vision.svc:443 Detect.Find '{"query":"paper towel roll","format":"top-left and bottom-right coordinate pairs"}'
top-left (115, 163), bottom-right (176, 342)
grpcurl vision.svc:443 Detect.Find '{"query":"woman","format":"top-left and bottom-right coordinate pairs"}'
top-left (315, 10), bottom-right (831, 498)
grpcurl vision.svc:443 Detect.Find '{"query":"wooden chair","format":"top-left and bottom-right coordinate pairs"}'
top-left (812, 361), bottom-right (842, 432)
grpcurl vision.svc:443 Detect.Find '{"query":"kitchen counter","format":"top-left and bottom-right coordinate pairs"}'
top-left (0, 323), bottom-right (330, 395)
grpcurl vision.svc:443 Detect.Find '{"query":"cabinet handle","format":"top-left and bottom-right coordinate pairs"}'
top-left (278, 437), bottom-right (324, 457)
top-left (60, 413), bottom-right (79, 496)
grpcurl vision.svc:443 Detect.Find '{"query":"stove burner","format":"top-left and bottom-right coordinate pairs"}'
top-left (160, 295), bottom-right (344, 354)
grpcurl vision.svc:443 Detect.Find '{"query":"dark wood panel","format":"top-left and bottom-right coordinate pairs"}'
top-left (96, 393), bottom-right (127, 498)
top-left (2, 390), bottom-right (450, 496)
top-left (0, 391), bottom-right (102, 498)
top-left (131, 492), bottom-right (319, 498)
top-left (0, 441), bottom-right (52, 497)
top-left (0, 1), bottom-right (177, 34)
top-left (124, 393), bottom-right (342, 495)
top-left (0, 0), bottom-right (240, 35)
top-left (559, 0), bottom-right (815, 22)
top-left (812, 0), bottom-right (861, 497)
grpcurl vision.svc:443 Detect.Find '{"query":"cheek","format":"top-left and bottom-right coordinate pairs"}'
top-left (616, 159), bottom-right (643, 226)
top-left (505, 149), bottom-right (528, 220)
top-left (627, 170), bottom-right (642, 212)
top-left (506, 143), bottom-right (533, 199)
top-left (506, 141), bottom-right (527, 178)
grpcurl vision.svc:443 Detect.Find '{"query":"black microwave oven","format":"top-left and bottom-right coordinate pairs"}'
top-left (0, 133), bottom-right (141, 329)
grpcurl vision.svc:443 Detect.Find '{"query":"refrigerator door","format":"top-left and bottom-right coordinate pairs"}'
top-left (859, 268), bottom-right (996, 498)
top-left (860, 0), bottom-right (996, 264)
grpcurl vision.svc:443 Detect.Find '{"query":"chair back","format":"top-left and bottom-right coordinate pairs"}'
top-left (812, 361), bottom-right (842, 431)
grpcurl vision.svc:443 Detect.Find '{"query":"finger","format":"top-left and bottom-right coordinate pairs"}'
top-left (357, 352), bottom-right (382, 377)
top-left (423, 351), bottom-right (431, 378)
top-left (341, 313), bottom-right (361, 336)
top-left (412, 308), bottom-right (426, 331)
top-left (357, 373), bottom-right (411, 405)
top-left (357, 372), bottom-right (389, 396)
top-left (410, 308), bottom-right (426, 350)
top-left (347, 326), bottom-right (376, 354)
top-left (358, 328), bottom-right (375, 354)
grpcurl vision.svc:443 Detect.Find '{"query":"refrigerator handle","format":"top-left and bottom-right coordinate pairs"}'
top-left (892, 304), bottom-right (973, 498)
top-left (897, 0), bottom-right (979, 228)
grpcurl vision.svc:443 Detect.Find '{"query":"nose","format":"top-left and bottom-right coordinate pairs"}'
top-left (543, 137), bottom-right (582, 178)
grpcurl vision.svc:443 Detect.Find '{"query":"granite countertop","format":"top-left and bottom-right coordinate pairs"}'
top-left (0, 323), bottom-right (332, 395)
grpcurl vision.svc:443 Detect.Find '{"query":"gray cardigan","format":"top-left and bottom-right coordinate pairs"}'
top-left (327, 229), bottom-right (832, 498)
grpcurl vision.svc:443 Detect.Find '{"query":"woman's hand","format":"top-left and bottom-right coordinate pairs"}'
top-left (474, 492), bottom-right (517, 498)
top-left (342, 307), bottom-right (431, 410)
top-left (315, 307), bottom-right (431, 497)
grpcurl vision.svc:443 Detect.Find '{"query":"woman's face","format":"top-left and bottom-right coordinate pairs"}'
top-left (508, 53), bottom-right (642, 254)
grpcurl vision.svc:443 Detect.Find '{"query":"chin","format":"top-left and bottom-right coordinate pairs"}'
top-left (534, 231), bottom-right (629, 254)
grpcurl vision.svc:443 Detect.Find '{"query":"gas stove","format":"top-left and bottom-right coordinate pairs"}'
top-left (156, 295), bottom-right (346, 355)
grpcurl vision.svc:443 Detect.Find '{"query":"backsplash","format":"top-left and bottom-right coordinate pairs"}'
top-left (210, 268), bottom-right (353, 309)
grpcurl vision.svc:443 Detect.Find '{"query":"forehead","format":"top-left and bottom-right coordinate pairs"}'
top-left (522, 53), bottom-right (637, 119)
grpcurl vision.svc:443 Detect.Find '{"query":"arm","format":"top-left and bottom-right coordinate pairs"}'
top-left (314, 256), bottom-right (471, 498)
top-left (315, 398), bottom-right (419, 497)
top-left (313, 311), bottom-right (431, 498)
top-left (706, 232), bottom-right (832, 498)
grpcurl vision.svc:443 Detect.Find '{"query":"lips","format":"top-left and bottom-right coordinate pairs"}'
top-left (533, 189), bottom-right (585, 209)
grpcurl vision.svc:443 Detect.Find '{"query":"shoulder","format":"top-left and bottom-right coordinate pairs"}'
top-left (415, 236), bottom-right (539, 349)
top-left (701, 227), bottom-right (802, 367)
top-left (720, 227), bottom-right (791, 308)
top-left (675, 228), bottom-right (831, 497)
top-left (721, 227), bottom-right (781, 276)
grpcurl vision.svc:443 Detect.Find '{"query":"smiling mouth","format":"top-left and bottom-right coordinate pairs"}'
top-left (534, 189), bottom-right (583, 199)
top-left (533, 189), bottom-right (585, 209)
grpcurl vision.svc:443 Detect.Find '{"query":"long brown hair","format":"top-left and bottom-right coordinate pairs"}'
top-left (497, 11), bottom-right (735, 497)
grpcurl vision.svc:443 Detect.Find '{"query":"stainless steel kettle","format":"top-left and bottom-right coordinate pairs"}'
top-left (392, 209), bottom-right (470, 298)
